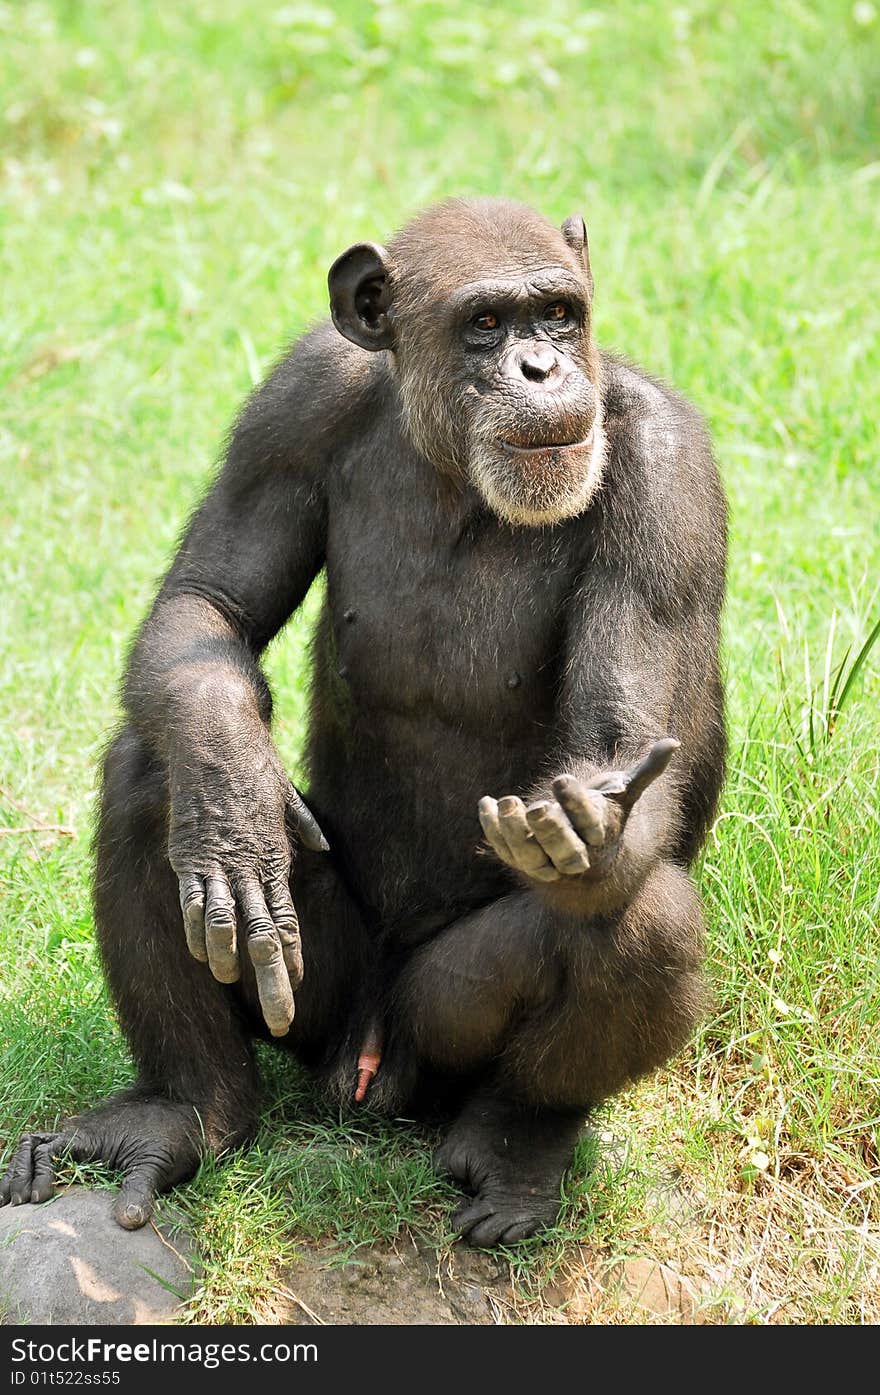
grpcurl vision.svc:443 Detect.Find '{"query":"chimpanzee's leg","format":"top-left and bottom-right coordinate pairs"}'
top-left (0, 727), bottom-right (372, 1228)
top-left (0, 728), bottom-right (259, 1227)
top-left (396, 864), bottom-right (705, 1246)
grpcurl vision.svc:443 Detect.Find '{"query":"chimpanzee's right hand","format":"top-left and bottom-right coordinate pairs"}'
top-left (168, 717), bottom-right (328, 1037)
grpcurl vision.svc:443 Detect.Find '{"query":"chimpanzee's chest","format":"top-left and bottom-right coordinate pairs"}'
top-left (322, 451), bottom-right (575, 736)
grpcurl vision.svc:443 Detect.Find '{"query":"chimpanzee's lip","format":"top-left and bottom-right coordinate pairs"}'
top-left (499, 429), bottom-right (593, 456)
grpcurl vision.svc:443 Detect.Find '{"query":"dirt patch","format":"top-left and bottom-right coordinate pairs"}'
top-left (267, 1170), bottom-right (732, 1326)
top-left (270, 1240), bottom-right (730, 1326)
top-left (272, 1241), bottom-right (513, 1325)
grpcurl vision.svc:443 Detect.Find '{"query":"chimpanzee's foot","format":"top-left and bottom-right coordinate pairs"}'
top-left (434, 1091), bottom-right (583, 1248)
top-left (0, 1092), bottom-right (202, 1230)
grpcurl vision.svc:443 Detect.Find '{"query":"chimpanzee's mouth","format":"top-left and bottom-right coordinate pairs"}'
top-left (498, 429), bottom-right (594, 456)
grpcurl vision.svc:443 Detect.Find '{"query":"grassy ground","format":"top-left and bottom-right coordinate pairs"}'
top-left (1, 1), bottom-right (878, 1324)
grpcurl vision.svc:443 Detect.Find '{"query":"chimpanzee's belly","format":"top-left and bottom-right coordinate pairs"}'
top-left (307, 677), bottom-right (554, 940)
top-left (305, 471), bottom-right (577, 935)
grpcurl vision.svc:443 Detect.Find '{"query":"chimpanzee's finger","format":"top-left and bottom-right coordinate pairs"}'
top-left (468, 1211), bottom-right (541, 1247)
top-left (0, 1133), bottom-right (63, 1207)
top-left (552, 776), bottom-right (608, 847)
top-left (525, 801), bottom-right (590, 875)
top-left (204, 873), bottom-right (239, 984)
top-left (113, 1163), bottom-right (164, 1230)
top-left (497, 796), bottom-right (561, 881)
top-left (285, 783), bottom-right (330, 853)
top-left (178, 873), bottom-right (207, 962)
top-left (499, 1216), bottom-right (543, 1244)
top-left (237, 878), bottom-right (295, 1037)
top-left (478, 796), bottom-right (516, 866)
top-left (453, 1197), bottom-right (498, 1238)
top-left (619, 737), bottom-right (681, 809)
top-left (29, 1134), bottom-right (68, 1204)
top-left (7, 1135), bottom-right (36, 1206)
top-left (264, 876), bottom-right (303, 989)
top-left (1, 1134), bottom-right (35, 1205)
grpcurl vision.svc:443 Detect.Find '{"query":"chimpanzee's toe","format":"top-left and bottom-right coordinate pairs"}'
top-left (453, 1188), bottom-right (558, 1248)
top-left (0, 1133), bottom-right (64, 1208)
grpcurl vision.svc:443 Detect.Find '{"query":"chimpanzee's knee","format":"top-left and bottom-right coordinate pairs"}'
top-left (499, 863), bottom-right (707, 1111)
top-left (394, 864), bottom-right (706, 1114)
top-left (396, 892), bottom-right (555, 1077)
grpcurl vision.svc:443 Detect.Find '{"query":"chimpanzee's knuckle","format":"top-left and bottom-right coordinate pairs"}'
top-left (263, 852), bottom-right (291, 883)
top-left (263, 869), bottom-right (294, 900)
top-left (246, 913), bottom-right (275, 934)
top-left (247, 928), bottom-right (281, 964)
top-left (205, 907), bottom-right (235, 931)
top-left (552, 774), bottom-right (579, 798)
top-left (525, 833), bottom-right (549, 861)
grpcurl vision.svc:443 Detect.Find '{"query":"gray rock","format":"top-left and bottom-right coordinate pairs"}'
top-left (0, 1189), bottom-right (197, 1326)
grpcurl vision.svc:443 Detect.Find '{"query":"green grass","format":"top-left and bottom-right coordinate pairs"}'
top-left (1, 0), bottom-right (878, 1324)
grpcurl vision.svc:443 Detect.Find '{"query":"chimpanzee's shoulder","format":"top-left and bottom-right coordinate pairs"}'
top-left (232, 319), bottom-right (392, 455)
top-left (601, 352), bottom-right (710, 453)
top-left (601, 352), bottom-right (723, 502)
top-left (595, 352), bottom-right (727, 603)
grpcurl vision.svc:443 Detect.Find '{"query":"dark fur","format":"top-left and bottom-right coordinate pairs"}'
top-left (0, 199), bottom-right (726, 1246)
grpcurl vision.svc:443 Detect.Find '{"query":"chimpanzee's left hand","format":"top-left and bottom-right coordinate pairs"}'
top-left (478, 738), bottom-right (680, 883)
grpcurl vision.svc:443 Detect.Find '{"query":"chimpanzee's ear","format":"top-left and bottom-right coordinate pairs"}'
top-left (328, 241), bottom-right (394, 351)
top-left (560, 214), bottom-right (593, 298)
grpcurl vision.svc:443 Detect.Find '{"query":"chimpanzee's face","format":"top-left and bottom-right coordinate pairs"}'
top-left (327, 201), bottom-right (606, 527)
top-left (437, 264), bottom-right (603, 526)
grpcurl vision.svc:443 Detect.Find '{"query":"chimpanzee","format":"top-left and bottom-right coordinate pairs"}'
top-left (0, 198), bottom-right (726, 1248)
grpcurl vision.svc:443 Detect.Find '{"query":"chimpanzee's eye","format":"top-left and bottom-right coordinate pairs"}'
top-left (472, 311), bottom-right (499, 331)
top-left (545, 301), bottom-right (571, 322)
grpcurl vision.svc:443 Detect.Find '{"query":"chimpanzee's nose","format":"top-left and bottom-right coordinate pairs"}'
top-left (518, 345), bottom-right (559, 383)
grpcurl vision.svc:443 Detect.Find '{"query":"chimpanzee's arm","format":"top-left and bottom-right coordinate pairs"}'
top-left (122, 325), bottom-right (370, 1032)
top-left (478, 381), bottom-right (726, 916)
top-left (479, 564), bottom-right (689, 914)
top-left (124, 326), bottom-right (350, 744)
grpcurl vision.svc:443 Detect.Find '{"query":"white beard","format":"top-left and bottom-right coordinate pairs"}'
top-left (468, 416), bottom-right (606, 527)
